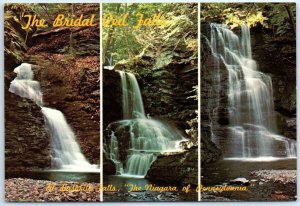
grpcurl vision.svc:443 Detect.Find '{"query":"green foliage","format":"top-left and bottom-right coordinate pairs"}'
top-left (102, 3), bottom-right (197, 66)
top-left (4, 4), bottom-right (33, 65)
top-left (267, 3), bottom-right (296, 36)
top-left (201, 3), bottom-right (296, 37)
top-left (201, 3), bottom-right (268, 29)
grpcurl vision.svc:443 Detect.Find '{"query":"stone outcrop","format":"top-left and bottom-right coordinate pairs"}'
top-left (251, 27), bottom-right (296, 140)
top-left (27, 4), bottom-right (100, 57)
top-left (5, 80), bottom-right (51, 172)
top-left (146, 147), bottom-right (198, 185)
top-left (103, 69), bottom-right (122, 128)
top-left (114, 53), bottom-right (198, 135)
top-left (251, 28), bottom-right (296, 114)
top-left (102, 69), bottom-right (122, 175)
top-left (200, 25), bottom-right (225, 164)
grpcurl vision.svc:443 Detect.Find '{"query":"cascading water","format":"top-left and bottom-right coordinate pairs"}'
top-left (9, 63), bottom-right (98, 171)
top-left (106, 71), bottom-right (185, 177)
top-left (209, 23), bottom-right (296, 159)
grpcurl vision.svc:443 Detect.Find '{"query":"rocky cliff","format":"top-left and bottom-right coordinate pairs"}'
top-left (103, 69), bottom-right (122, 128)
top-left (200, 22), bottom-right (296, 164)
top-left (4, 5), bottom-right (51, 172)
top-left (200, 23), bottom-right (224, 164)
top-left (5, 4), bottom-right (100, 171)
top-left (5, 83), bottom-right (51, 172)
top-left (250, 27), bottom-right (296, 139)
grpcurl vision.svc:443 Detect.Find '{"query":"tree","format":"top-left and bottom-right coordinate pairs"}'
top-left (201, 3), bottom-right (296, 37)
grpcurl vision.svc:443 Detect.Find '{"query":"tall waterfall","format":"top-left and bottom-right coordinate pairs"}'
top-left (209, 23), bottom-right (296, 159)
top-left (9, 63), bottom-right (98, 171)
top-left (106, 71), bottom-right (185, 177)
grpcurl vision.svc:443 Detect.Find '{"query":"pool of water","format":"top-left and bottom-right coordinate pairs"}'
top-left (103, 175), bottom-right (198, 201)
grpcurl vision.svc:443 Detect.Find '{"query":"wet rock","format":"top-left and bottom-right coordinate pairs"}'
top-left (103, 69), bottom-right (122, 128)
top-left (251, 29), bottom-right (296, 116)
top-left (229, 177), bottom-right (250, 186)
top-left (201, 28), bottom-right (227, 163)
top-left (5, 94), bottom-right (51, 172)
top-left (146, 146), bottom-right (198, 185)
top-left (103, 156), bottom-right (116, 175)
top-left (103, 121), bottom-right (131, 164)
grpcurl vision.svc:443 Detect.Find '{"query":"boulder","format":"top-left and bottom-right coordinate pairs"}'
top-left (146, 147), bottom-right (198, 185)
top-left (229, 177), bottom-right (250, 186)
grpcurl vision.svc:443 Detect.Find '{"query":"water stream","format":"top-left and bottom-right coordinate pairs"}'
top-left (9, 63), bottom-right (99, 172)
top-left (105, 71), bottom-right (185, 177)
top-left (209, 23), bottom-right (296, 159)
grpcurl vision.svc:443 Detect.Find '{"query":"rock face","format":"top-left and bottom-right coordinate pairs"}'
top-left (200, 24), bottom-right (224, 164)
top-left (27, 4), bottom-right (100, 57)
top-left (5, 79), bottom-right (51, 172)
top-left (114, 55), bottom-right (198, 136)
top-left (22, 4), bottom-right (101, 165)
top-left (27, 57), bottom-right (100, 166)
top-left (4, 5), bottom-right (50, 172)
top-left (146, 147), bottom-right (198, 185)
top-left (5, 3), bottom-right (101, 170)
top-left (103, 69), bottom-right (122, 128)
top-left (102, 69), bottom-right (122, 175)
top-left (250, 28), bottom-right (296, 140)
top-left (104, 121), bottom-right (131, 164)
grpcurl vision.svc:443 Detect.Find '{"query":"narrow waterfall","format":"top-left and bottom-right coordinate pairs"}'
top-left (119, 71), bottom-right (145, 119)
top-left (9, 63), bottom-right (98, 171)
top-left (106, 71), bottom-right (185, 177)
top-left (209, 23), bottom-right (296, 159)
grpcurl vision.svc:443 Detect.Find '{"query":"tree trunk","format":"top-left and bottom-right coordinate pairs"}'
top-left (284, 4), bottom-right (296, 36)
top-left (69, 4), bottom-right (75, 55)
top-left (102, 3), bottom-right (121, 65)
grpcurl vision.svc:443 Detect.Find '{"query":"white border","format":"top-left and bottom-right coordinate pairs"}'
top-left (1, 0), bottom-right (299, 206)
top-left (99, 2), bottom-right (103, 202)
top-left (198, 1), bottom-right (201, 202)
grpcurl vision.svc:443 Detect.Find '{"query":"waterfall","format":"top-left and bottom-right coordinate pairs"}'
top-left (209, 23), bottom-right (296, 159)
top-left (119, 71), bottom-right (145, 119)
top-left (106, 71), bottom-right (185, 177)
top-left (9, 63), bottom-right (98, 171)
top-left (9, 63), bottom-right (43, 106)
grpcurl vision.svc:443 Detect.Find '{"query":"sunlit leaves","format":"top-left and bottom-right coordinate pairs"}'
top-left (225, 11), bottom-right (268, 29)
top-left (102, 3), bottom-right (197, 66)
top-left (201, 3), bottom-right (296, 37)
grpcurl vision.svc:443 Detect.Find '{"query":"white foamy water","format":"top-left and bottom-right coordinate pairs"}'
top-left (106, 71), bottom-right (185, 177)
top-left (9, 63), bottom-right (99, 172)
top-left (209, 23), bottom-right (296, 158)
top-left (9, 63), bottom-right (43, 106)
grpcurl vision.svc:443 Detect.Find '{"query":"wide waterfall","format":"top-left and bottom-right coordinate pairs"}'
top-left (209, 23), bottom-right (296, 159)
top-left (9, 63), bottom-right (98, 171)
top-left (106, 71), bottom-right (185, 177)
